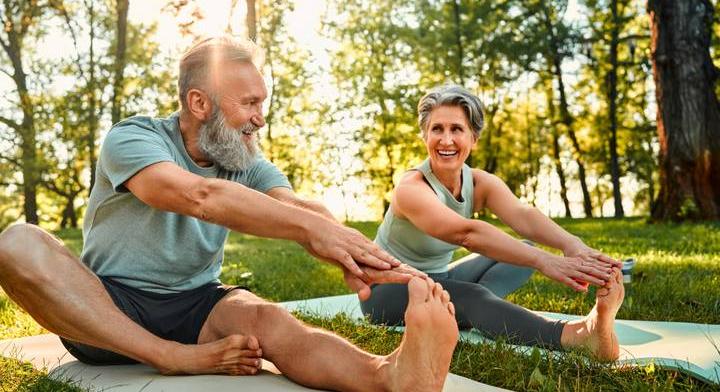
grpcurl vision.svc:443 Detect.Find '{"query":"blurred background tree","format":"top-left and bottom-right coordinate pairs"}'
top-left (0, 0), bottom-right (718, 228)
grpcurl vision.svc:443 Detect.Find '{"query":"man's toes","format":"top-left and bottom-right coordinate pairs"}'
top-left (441, 289), bottom-right (450, 305)
top-left (433, 282), bottom-right (444, 299)
top-left (408, 276), bottom-right (429, 305)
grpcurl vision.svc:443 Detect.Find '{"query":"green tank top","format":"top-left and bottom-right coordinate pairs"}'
top-left (375, 159), bottom-right (474, 273)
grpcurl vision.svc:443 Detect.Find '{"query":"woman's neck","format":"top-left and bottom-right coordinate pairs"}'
top-left (429, 161), bottom-right (463, 199)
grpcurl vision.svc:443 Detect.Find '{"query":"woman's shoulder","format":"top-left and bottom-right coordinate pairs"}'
top-left (471, 168), bottom-right (502, 187)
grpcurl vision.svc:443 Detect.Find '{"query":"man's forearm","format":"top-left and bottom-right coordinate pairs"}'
top-left (190, 178), bottom-right (328, 242)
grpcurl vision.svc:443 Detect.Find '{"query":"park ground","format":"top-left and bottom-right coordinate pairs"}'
top-left (1, 218), bottom-right (719, 391)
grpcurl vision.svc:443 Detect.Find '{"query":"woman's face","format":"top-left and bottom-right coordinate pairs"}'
top-left (423, 105), bottom-right (476, 172)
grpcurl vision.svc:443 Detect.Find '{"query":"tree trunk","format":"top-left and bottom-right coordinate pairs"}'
top-left (540, 4), bottom-right (594, 217)
top-left (452, 0), bottom-right (473, 168)
top-left (246, 0), bottom-right (257, 41)
top-left (551, 129), bottom-right (572, 218)
top-left (607, 0), bottom-right (625, 217)
top-left (60, 194), bottom-right (78, 229)
top-left (2, 13), bottom-right (39, 224)
top-left (649, 0), bottom-right (720, 220)
top-left (111, 0), bottom-right (129, 125)
top-left (83, 1), bottom-right (100, 193)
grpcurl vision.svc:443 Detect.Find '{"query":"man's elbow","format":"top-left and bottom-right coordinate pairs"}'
top-left (185, 177), bottom-right (221, 222)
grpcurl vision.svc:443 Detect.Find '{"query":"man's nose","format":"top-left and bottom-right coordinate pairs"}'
top-left (251, 113), bottom-right (265, 128)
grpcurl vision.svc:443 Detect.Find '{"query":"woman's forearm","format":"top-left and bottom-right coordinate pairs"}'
top-left (512, 207), bottom-right (584, 253)
top-left (460, 219), bottom-right (555, 269)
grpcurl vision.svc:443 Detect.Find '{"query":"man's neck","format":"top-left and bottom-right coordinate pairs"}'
top-left (178, 111), bottom-right (214, 167)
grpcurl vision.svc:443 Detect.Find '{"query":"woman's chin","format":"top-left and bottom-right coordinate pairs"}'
top-left (431, 156), bottom-right (464, 170)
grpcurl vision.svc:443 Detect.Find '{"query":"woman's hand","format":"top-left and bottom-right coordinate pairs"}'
top-left (536, 254), bottom-right (615, 292)
top-left (563, 241), bottom-right (622, 269)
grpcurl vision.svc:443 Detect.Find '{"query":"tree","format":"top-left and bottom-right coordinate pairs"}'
top-left (0, 0), bottom-right (60, 224)
top-left (519, 0), bottom-right (595, 217)
top-left (111, 0), bottom-right (129, 125)
top-left (325, 0), bottom-right (424, 214)
top-left (648, 0), bottom-right (720, 220)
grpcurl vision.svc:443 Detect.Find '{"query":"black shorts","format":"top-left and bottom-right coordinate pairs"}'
top-left (60, 276), bottom-right (244, 365)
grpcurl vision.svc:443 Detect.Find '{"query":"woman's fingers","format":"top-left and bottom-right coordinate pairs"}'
top-left (562, 275), bottom-right (589, 292)
top-left (571, 270), bottom-right (605, 286)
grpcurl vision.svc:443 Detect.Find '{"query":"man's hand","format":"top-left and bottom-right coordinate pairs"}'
top-left (300, 219), bottom-right (402, 277)
top-left (343, 263), bottom-right (428, 301)
top-left (537, 254), bottom-right (615, 292)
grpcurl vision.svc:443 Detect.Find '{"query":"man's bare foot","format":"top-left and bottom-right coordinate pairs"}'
top-left (384, 277), bottom-right (458, 392)
top-left (562, 268), bottom-right (624, 361)
top-left (155, 334), bottom-right (263, 375)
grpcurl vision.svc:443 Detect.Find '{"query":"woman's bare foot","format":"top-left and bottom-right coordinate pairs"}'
top-left (155, 334), bottom-right (263, 375)
top-left (561, 268), bottom-right (624, 361)
top-left (384, 277), bottom-right (459, 392)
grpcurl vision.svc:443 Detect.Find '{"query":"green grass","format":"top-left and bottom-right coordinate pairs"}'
top-left (1, 218), bottom-right (719, 391)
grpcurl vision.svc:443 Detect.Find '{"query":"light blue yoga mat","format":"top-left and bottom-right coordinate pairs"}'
top-left (280, 294), bottom-right (720, 385)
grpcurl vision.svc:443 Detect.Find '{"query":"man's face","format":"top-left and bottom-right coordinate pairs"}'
top-left (198, 62), bottom-right (268, 172)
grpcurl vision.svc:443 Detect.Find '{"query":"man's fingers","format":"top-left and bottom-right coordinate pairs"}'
top-left (393, 263), bottom-right (427, 278)
top-left (339, 252), bottom-right (364, 277)
top-left (368, 246), bottom-right (402, 267)
top-left (350, 246), bottom-right (392, 270)
top-left (362, 267), bottom-right (413, 285)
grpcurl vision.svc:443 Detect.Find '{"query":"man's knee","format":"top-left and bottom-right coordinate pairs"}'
top-left (0, 223), bottom-right (59, 281)
top-left (252, 301), bottom-right (297, 332)
top-left (0, 224), bottom-right (35, 262)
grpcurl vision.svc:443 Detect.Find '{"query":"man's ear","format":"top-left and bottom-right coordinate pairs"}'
top-left (186, 88), bottom-right (213, 122)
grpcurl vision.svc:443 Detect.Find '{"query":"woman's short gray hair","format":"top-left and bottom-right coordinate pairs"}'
top-left (417, 85), bottom-right (485, 139)
top-left (178, 36), bottom-right (263, 111)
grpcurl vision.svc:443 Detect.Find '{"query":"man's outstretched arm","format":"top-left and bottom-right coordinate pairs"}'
top-left (126, 161), bottom-right (397, 278)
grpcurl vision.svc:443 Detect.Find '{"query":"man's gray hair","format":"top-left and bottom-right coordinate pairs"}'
top-left (178, 36), bottom-right (263, 111)
top-left (417, 85), bottom-right (485, 139)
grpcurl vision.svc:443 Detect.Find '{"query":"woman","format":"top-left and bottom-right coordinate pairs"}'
top-left (361, 84), bottom-right (625, 360)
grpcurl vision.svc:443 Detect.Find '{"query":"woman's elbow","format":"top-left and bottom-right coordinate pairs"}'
top-left (441, 220), bottom-right (476, 248)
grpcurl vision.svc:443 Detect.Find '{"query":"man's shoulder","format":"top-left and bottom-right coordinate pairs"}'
top-left (110, 113), bottom-right (177, 135)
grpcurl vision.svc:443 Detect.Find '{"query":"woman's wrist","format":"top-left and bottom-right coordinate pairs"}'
top-left (561, 236), bottom-right (586, 255)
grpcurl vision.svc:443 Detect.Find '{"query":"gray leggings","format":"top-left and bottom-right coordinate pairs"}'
top-left (360, 252), bottom-right (566, 349)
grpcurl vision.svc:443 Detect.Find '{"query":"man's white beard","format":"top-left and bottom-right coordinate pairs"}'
top-left (198, 106), bottom-right (260, 172)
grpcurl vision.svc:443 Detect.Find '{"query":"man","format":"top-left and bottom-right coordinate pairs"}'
top-left (0, 37), bottom-right (459, 392)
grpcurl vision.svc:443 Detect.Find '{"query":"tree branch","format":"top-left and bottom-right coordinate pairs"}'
top-left (0, 115), bottom-right (20, 130)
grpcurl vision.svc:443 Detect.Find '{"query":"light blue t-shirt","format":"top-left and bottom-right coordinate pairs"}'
top-left (81, 113), bottom-right (291, 293)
